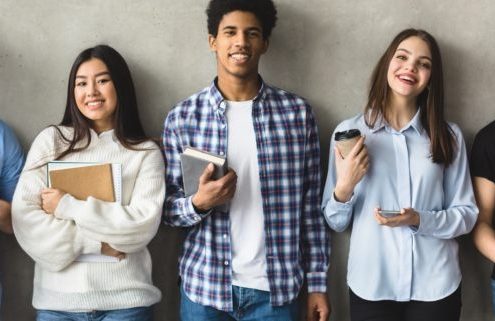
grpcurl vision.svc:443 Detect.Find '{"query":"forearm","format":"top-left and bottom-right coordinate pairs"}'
top-left (162, 117), bottom-right (212, 226)
top-left (415, 126), bottom-right (478, 238)
top-left (54, 148), bottom-right (165, 248)
top-left (414, 205), bottom-right (478, 239)
top-left (13, 203), bottom-right (101, 271)
top-left (55, 194), bottom-right (163, 247)
top-left (321, 190), bottom-right (355, 232)
top-left (321, 135), bottom-right (356, 232)
top-left (302, 190), bottom-right (330, 291)
top-left (302, 108), bottom-right (329, 285)
top-left (302, 210), bottom-right (329, 291)
top-left (12, 170), bottom-right (101, 271)
top-left (473, 220), bottom-right (495, 263)
top-left (164, 191), bottom-right (212, 226)
top-left (0, 199), bottom-right (13, 234)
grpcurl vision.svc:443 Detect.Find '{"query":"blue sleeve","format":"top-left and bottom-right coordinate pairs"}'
top-left (413, 124), bottom-right (478, 238)
top-left (162, 111), bottom-right (210, 226)
top-left (0, 121), bottom-right (25, 202)
top-left (321, 126), bottom-right (357, 232)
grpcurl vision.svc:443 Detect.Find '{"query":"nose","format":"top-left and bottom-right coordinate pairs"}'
top-left (86, 81), bottom-right (100, 97)
top-left (404, 60), bottom-right (418, 72)
top-left (234, 32), bottom-right (249, 47)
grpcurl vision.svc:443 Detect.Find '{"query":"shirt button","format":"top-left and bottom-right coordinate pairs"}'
top-left (223, 234), bottom-right (228, 239)
top-left (193, 216), bottom-right (200, 221)
top-left (219, 151), bottom-right (225, 156)
top-left (224, 260), bottom-right (229, 266)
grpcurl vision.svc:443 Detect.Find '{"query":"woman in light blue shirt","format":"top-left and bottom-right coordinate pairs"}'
top-left (322, 29), bottom-right (478, 321)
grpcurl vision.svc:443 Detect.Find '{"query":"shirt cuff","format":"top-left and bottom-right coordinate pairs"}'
top-left (410, 210), bottom-right (430, 235)
top-left (322, 192), bottom-right (356, 232)
top-left (186, 196), bottom-right (212, 224)
top-left (54, 194), bottom-right (81, 221)
top-left (332, 191), bottom-right (355, 206)
top-left (307, 271), bottom-right (328, 293)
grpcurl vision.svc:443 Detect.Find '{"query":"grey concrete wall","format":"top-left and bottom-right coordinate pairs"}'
top-left (0, 0), bottom-right (494, 320)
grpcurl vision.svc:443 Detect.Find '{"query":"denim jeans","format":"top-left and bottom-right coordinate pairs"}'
top-left (180, 285), bottom-right (299, 321)
top-left (36, 306), bottom-right (152, 321)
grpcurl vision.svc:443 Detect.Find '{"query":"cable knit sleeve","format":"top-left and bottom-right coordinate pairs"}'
top-left (12, 128), bottom-right (102, 272)
top-left (53, 146), bottom-right (165, 253)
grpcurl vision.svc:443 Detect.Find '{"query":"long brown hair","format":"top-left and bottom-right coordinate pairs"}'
top-left (55, 45), bottom-right (153, 160)
top-left (365, 28), bottom-right (456, 166)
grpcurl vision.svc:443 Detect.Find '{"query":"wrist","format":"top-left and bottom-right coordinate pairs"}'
top-left (191, 194), bottom-right (210, 213)
top-left (334, 183), bottom-right (353, 202)
top-left (412, 211), bottom-right (420, 226)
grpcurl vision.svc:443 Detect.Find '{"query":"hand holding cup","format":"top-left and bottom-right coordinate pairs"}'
top-left (334, 130), bottom-right (369, 202)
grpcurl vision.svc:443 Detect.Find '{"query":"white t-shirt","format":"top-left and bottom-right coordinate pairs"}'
top-left (226, 100), bottom-right (269, 292)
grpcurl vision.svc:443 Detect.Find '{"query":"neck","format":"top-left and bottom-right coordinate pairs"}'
top-left (91, 122), bottom-right (113, 134)
top-left (216, 73), bottom-right (260, 101)
top-left (385, 94), bottom-right (418, 130)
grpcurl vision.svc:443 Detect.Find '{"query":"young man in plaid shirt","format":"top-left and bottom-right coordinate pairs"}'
top-left (163, 0), bottom-right (330, 320)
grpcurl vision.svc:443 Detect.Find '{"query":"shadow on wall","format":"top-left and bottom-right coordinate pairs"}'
top-left (149, 225), bottom-right (184, 321)
top-left (0, 233), bottom-right (35, 320)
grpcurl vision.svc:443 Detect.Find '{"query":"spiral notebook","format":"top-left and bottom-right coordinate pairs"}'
top-left (47, 161), bottom-right (122, 262)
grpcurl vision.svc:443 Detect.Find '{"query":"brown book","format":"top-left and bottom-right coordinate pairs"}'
top-left (48, 163), bottom-right (115, 202)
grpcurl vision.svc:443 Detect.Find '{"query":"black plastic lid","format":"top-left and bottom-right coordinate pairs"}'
top-left (335, 129), bottom-right (361, 141)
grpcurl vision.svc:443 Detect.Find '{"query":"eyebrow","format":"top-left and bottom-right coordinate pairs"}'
top-left (396, 48), bottom-right (432, 61)
top-left (222, 26), bottom-right (262, 32)
top-left (75, 71), bottom-right (110, 78)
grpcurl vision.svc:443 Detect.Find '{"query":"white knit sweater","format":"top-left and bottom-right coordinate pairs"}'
top-left (12, 126), bottom-right (165, 311)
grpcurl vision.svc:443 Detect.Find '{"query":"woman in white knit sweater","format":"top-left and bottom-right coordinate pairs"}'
top-left (12, 45), bottom-right (165, 320)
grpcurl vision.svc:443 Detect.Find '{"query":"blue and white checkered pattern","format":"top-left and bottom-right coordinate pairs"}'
top-left (162, 78), bottom-right (329, 311)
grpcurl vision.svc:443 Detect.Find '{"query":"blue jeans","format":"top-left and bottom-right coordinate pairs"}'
top-left (36, 306), bottom-right (152, 321)
top-left (180, 285), bottom-right (299, 321)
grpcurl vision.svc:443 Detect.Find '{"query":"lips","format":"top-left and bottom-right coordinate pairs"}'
top-left (397, 74), bottom-right (417, 85)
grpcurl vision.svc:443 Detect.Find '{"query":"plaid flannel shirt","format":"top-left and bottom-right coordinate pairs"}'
top-left (163, 78), bottom-right (329, 311)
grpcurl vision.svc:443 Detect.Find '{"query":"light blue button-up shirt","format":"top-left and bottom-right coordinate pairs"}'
top-left (322, 111), bottom-right (478, 301)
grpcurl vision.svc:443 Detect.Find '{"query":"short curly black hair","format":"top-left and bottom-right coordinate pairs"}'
top-left (206, 0), bottom-right (277, 40)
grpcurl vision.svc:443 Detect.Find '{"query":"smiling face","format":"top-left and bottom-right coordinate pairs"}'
top-left (387, 36), bottom-right (432, 102)
top-left (74, 58), bottom-right (117, 133)
top-left (208, 10), bottom-right (268, 83)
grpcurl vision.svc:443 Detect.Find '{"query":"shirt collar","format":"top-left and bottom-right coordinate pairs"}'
top-left (370, 108), bottom-right (424, 136)
top-left (89, 128), bottom-right (118, 142)
top-left (207, 75), bottom-right (268, 113)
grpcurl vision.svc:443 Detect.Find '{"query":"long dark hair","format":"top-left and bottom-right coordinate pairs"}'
top-left (55, 44), bottom-right (151, 159)
top-left (364, 28), bottom-right (456, 166)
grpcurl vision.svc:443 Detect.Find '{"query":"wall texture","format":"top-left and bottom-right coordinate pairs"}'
top-left (1, 0), bottom-right (494, 320)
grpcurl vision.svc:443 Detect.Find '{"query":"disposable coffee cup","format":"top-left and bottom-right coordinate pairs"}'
top-left (335, 129), bottom-right (361, 158)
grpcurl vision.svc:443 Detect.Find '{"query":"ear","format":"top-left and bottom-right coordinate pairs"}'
top-left (261, 39), bottom-right (269, 54)
top-left (208, 34), bottom-right (217, 52)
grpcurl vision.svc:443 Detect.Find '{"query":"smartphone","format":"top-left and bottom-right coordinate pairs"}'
top-left (379, 210), bottom-right (401, 217)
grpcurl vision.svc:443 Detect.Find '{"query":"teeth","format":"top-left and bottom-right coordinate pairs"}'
top-left (399, 75), bottom-right (415, 82)
top-left (231, 53), bottom-right (249, 61)
top-left (87, 101), bottom-right (103, 106)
